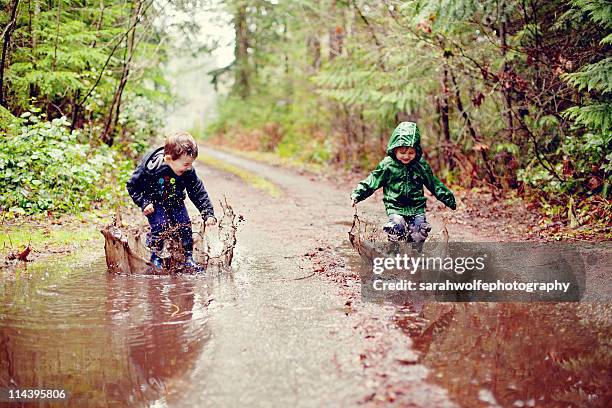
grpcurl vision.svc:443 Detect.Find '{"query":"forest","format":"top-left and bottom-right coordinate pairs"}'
top-left (0, 0), bottom-right (610, 236)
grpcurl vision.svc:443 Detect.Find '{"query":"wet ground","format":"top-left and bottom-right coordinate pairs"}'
top-left (1, 148), bottom-right (610, 407)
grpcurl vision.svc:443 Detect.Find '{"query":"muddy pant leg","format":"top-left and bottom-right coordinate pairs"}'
top-left (169, 204), bottom-right (193, 253)
top-left (408, 215), bottom-right (431, 253)
top-left (146, 205), bottom-right (169, 252)
top-left (407, 215), bottom-right (429, 243)
top-left (383, 214), bottom-right (408, 242)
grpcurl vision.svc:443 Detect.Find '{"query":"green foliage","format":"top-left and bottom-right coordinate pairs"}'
top-left (6, 0), bottom-right (126, 112)
top-left (563, 103), bottom-right (612, 135)
top-left (495, 143), bottom-right (520, 155)
top-left (117, 94), bottom-right (165, 157)
top-left (208, 95), bottom-right (276, 134)
top-left (203, 0), bottom-right (610, 219)
top-left (0, 0), bottom-right (192, 216)
top-left (313, 51), bottom-right (426, 120)
top-left (3, 0), bottom-right (173, 143)
top-left (563, 57), bottom-right (612, 94)
top-left (0, 106), bottom-right (20, 133)
top-left (517, 164), bottom-right (565, 193)
top-left (553, 0), bottom-right (612, 198)
top-left (207, 86), bottom-right (333, 164)
top-left (0, 115), bottom-right (123, 215)
top-left (567, 0), bottom-right (612, 28)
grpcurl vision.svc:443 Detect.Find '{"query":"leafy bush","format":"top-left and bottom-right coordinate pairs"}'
top-left (0, 106), bottom-right (20, 134)
top-left (118, 94), bottom-right (166, 158)
top-left (0, 115), bottom-right (123, 215)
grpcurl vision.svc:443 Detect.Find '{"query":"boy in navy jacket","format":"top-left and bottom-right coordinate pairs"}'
top-left (127, 132), bottom-right (216, 272)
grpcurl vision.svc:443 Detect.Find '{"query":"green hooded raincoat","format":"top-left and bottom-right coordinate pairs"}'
top-left (351, 122), bottom-right (456, 217)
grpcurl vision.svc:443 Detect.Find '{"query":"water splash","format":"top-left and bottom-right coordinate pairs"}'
top-left (101, 198), bottom-right (240, 274)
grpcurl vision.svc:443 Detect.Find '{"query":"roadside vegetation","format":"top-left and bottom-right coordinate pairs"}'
top-left (0, 0), bottom-right (178, 217)
top-left (0, 0), bottom-right (201, 258)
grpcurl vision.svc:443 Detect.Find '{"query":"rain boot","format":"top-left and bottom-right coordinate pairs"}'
top-left (150, 252), bottom-right (164, 271)
top-left (184, 252), bottom-right (205, 274)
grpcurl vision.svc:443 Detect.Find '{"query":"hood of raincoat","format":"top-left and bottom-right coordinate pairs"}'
top-left (386, 122), bottom-right (422, 163)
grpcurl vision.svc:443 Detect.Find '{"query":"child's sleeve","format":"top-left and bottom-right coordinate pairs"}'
top-left (126, 162), bottom-right (151, 210)
top-left (351, 160), bottom-right (388, 203)
top-left (421, 160), bottom-right (456, 210)
top-left (185, 171), bottom-right (215, 218)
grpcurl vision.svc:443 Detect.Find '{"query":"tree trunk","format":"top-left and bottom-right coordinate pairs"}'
top-left (328, 0), bottom-right (344, 60)
top-left (52, 0), bottom-right (61, 71)
top-left (101, 0), bottom-right (142, 146)
top-left (499, 6), bottom-right (514, 140)
top-left (439, 65), bottom-right (453, 169)
top-left (91, 0), bottom-right (105, 48)
top-left (306, 35), bottom-right (321, 73)
top-left (450, 71), bottom-right (497, 186)
top-left (434, 96), bottom-right (445, 171)
top-left (70, 88), bottom-right (80, 132)
top-left (27, 0), bottom-right (38, 101)
top-left (27, 0), bottom-right (32, 48)
top-left (0, 0), bottom-right (20, 107)
top-left (233, 1), bottom-right (249, 98)
top-left (351, 0), bottom-right (385, 70)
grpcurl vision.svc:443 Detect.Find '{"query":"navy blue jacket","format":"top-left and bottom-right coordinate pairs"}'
top-left (126, 147), bottom-right (215, 218)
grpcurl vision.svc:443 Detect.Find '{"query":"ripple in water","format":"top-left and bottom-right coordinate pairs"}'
top-left (0, 257), bottom-right (213, 407)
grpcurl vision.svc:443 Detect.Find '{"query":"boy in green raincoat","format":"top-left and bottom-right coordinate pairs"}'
top-left (351, 122), bottom-right (456, 243)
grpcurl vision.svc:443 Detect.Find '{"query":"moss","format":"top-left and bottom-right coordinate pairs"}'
top-left (198, 154), bottom-right (283, 198)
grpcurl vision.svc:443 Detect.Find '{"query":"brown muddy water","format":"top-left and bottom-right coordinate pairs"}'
top-left (0, 257), bottom-right (213, 407)
top-left (335, 241), bottom-right (612, 408)
top-left (394, 302), bottom-right (611, 408)
top-left (1, 248), bottom-right (611, 407)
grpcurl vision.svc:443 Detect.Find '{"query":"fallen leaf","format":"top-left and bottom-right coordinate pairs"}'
top-left (18, 246), bottom-right (32, 262)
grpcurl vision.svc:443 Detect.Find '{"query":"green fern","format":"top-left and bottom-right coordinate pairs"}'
top-left (563, 103), bottom-right (612, 134)
top-left (563, 57), bottom-right (612, 94)
top-left (559, 0), bottom-right (611, 193)
top-left (567, 0), bottom-right (612, 29)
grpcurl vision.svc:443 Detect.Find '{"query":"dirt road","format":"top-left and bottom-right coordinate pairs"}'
top-left (189, 150), bottom-right (611, 408)
top-left (182, 148), bottom-right (457, 406)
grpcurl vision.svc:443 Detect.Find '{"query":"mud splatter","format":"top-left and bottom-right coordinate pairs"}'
top-left (101, 198), bottom-right (240, 274)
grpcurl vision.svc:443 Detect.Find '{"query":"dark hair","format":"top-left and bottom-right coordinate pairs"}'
top-left (164, 131), bottom-right (198, 159)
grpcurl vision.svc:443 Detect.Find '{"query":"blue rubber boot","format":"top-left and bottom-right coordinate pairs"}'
top-left (383, 214), bottom-right (408, 242)
top-left (184, 252), bottom-right (205, 274)
top-left (150, 252), bottom-right (164, 271)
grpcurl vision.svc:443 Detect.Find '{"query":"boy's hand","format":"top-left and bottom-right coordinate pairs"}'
top-left (205, 216), bottom-right (217, 226)
top-left (143, 203), bottom-right (154, 216)
top-left (351, 199), bottom-right (358, 207)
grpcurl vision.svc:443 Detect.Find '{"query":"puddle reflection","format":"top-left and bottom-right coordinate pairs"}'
top-left (0, 259), bottom-right (211, 407)
top-left (395, 303), bottom-right (611, 407)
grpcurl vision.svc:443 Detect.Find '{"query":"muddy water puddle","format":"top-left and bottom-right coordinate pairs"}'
top-left (2, 238), bottom-right (610, 408)
top-left (396, 303), bottom-right (611, 407)
top-left (0, 258), bottom-right (213, 407)
top-left (336, 239), bottom-right (611, 407)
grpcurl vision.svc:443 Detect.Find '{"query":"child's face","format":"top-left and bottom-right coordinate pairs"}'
top-left (164, 154), bottom-right (195, 176)
top-left (395, 146), bottom-right (417, 165)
